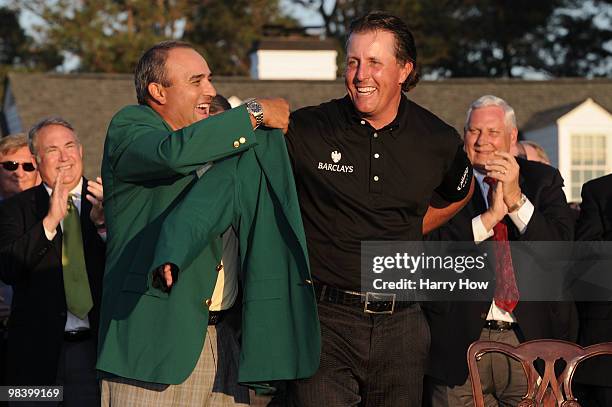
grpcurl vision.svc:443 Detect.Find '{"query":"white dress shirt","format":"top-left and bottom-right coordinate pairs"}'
top-left (43, 178), bottom-right (91, 332)
top-left (196, 163), bottom-right (239, 311)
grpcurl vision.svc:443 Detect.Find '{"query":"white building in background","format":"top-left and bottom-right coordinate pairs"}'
top-left (523, 98), bottom-right (612, 202)
top-left (249, 38), bottom-right (337, 80)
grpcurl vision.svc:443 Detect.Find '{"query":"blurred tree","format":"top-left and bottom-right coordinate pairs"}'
top-left (6, 0), bottom-right (610, 76)
top-left (12, 0), bottom-right (296, 74)
top-left (290, 0), bottom-right (612, 78)
top-left (0, 7), bottom-right (26, 65)
top-left (0, 6), bottom-right (61, 70)
top-left (15, 0), bottom-right (190, 72)
top-left (437, 0), bottom-right (565, 77)
top-left (288, 0), bottom-right (460, 74)
top-left (182, 0), bottom-right (298, 75)
top-left (539, 0), bottom-right (612, 77)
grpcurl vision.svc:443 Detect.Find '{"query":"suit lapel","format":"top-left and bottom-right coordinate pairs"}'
top-left (470, 180), bottom-right (488, 217)
top-left (253, 130), bottom-right (310, 262)
top-left (34, 184), bottom-right (50, 221)
top-left (80, 178), bottom-right (93, 252)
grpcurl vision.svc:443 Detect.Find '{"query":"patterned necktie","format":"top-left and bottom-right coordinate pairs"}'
top-left (483, 177), bottom-right (519, 312)
top-left (61, 195), bottom-right (93, 319)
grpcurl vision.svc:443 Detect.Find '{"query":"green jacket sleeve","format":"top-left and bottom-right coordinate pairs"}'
top-left (150, 157), bottom-right (239, 273)
top-left (105, 104), bottom-right (256, 182)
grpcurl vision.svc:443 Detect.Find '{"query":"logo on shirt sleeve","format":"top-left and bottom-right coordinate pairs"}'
top-left (317, 149), bottom-right (354, 173)
top-left (457, 166), bottom-right (469, 191)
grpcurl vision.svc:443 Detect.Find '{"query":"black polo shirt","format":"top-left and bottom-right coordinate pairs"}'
top-left (286, 94), bottom-right (471, 291)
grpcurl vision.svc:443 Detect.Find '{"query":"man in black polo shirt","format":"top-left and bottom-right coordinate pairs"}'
top-left (285, 11), bottom-right (473, 407)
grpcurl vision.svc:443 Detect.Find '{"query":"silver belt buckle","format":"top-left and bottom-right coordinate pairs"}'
top-left (364, 292), bottom-right (396, 314)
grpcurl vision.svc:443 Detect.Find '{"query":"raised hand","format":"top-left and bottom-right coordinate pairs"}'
top-left (258, 98), bottom-right (290, 133)
top-left (151, 263), bottom-right (178, 293)
top-left (86, 177), bottom-right (104, 226)
top-left (43, 168), bottom-right (69, 233)
top-left (481, 180), bottom-right (508, 232)
top-left (484, 151), bottom-right (522, 208)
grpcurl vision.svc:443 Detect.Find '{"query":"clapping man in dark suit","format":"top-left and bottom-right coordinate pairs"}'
top-left (425, 95), bottom-right (577, 406)
top-left (574, 174), bottom-right (612, 406)
top-left (0, 117), bottom-right (105, 406)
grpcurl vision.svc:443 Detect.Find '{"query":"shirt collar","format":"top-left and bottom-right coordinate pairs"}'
top-left (43, 177), bottom-right (83, 199)
top-left (340, 93), bottom-right (408, 138)
top-left (473, 169), bottom-right (486, 183)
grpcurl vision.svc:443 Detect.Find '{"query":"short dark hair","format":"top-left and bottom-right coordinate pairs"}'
top-left (348, 11), bottom-right (420, 92)
top-left (210, 94), bottom-right (232, 115)
top-left (134, 40), bottom-right (194, 105)
top-left (28, 117), bottom-right (77, 157)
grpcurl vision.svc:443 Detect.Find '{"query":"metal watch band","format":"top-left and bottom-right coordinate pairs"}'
top-left (245, 98), bottom-right (264, 127)
top-left (508, 194), bottom-right (527, 213)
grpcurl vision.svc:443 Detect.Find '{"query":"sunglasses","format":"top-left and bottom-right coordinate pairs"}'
top-left (1, 161), bottom-right (36, 172)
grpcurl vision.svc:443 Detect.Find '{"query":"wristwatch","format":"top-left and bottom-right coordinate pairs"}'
top-left (508, 194), bottom-right (527, 213)
top-left (245, 98), bottom-right (264, 128)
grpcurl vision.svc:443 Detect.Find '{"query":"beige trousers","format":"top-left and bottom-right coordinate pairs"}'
top-left (101, 323), bottom-right (249, 407)
top-left (429, 327), bottom-right (528, 407)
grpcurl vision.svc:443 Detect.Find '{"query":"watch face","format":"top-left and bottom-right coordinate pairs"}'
top-left (249, 101), bottom-right (263, 114)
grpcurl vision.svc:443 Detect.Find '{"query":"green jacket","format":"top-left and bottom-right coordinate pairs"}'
top-left (97, 104), bottom-right (320, 385)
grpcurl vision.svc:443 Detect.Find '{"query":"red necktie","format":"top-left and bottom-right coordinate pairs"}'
top-left (483, 177), bottom-right (519, 312)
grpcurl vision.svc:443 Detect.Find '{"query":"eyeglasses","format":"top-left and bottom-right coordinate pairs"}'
top-left (1, 161), bottom-right (36, 172)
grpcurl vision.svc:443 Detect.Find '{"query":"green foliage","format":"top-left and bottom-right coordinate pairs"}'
top-left (10, 0), bottom-right (296, 74)
top-left (289, 0), bottom-right (462, 76)
top-left (429, 0), bottom-right (566, 77)
top-left (2, 0), bottom-right (610, 77)
top-left (291, 0), bottom-right (612, 78)
top-left (539, 1), bottom-right (612, 77)
top-left (0, 6), bottom-right (61, 70)
top-left (0, 7), bottom-right (27, 65)
top-left (16, 0), bottom-right (190, 72)
top-left (182, 0), bottom-right (298, 75)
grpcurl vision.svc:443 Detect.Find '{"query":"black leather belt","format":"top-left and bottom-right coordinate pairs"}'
top-left (314, 281), bottom-right (415, 314)
top-left (64, 329), bottom-right (92, 342)
top-left (208, 310), bottom-right (226, 325)
top-left (484, 320), bottom-right (517, 331)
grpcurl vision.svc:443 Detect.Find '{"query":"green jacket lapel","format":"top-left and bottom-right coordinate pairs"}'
top-left (252, 129), bottom-right (309, 264)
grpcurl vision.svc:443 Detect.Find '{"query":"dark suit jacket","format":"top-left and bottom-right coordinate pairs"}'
top-left (425, 159), bottom-right (578, 386)
top-left (0, 181), bottom-right (105, 385)
top-left (574, 173), bottom-right (612, 387)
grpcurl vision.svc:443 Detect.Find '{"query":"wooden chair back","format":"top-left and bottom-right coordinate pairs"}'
top-left (467, 339), bottom-right (612, 407)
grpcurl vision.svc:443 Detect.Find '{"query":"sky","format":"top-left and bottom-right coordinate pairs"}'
top-left (6, 0), bottom-right (327, 37)
top-left (3, 0), bottom-right (326, 71)
top-left (281, 0), bottom-right (328, 26)
top-left (3, 0), bottom-right (610, 77)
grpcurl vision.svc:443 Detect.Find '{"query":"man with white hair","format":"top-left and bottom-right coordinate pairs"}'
top-left (424, 95), bottom-right (577, 406)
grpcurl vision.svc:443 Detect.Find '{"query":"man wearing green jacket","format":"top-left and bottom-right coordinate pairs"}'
top-left (97, 40), bottom-right (320, 406)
